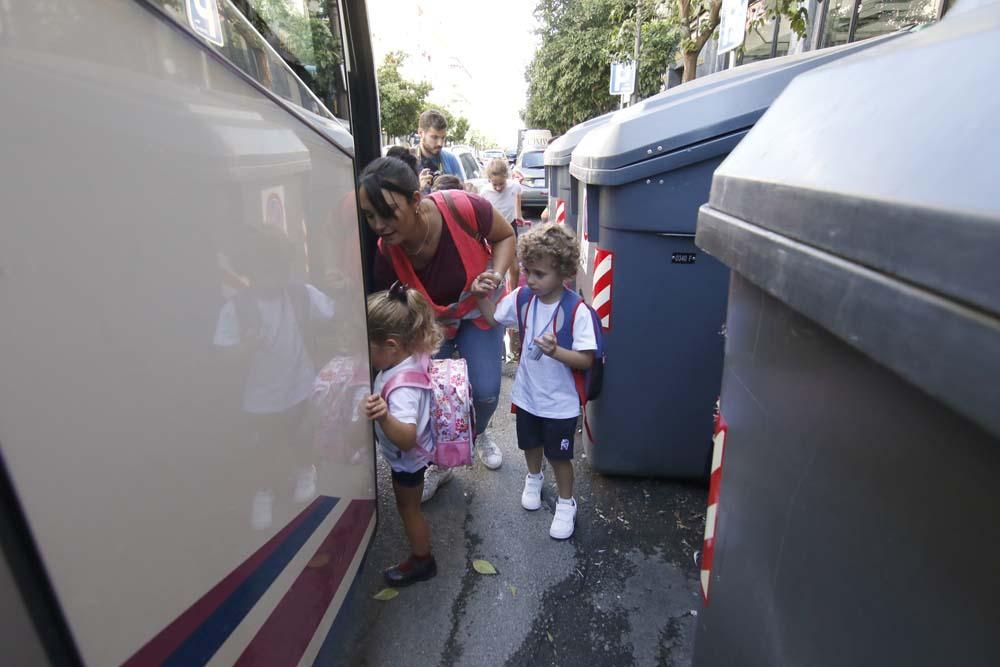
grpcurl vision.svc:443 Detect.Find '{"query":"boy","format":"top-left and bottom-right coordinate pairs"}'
top-left (473, 223), bottom-right (596, 539)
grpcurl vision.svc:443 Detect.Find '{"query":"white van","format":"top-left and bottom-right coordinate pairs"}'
top-left (519, 128), bottom-right (552, 152)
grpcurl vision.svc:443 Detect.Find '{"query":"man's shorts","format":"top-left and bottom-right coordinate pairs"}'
top-left (391, 466), bottom-right (427, 488)
top-left (515, 407), bottom-right (577, 461)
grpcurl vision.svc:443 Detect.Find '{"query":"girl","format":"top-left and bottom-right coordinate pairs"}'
top-left (363, 282), bottom-right (444, 586)
top-left (479, 158), bottom-right (524, 359)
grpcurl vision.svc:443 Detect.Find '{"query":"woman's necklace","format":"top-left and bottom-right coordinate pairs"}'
top-left (403, 207), bottom-right (433, 257)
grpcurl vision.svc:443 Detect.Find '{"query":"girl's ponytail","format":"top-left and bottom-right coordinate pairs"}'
top-left (367, 282), bottom-right (443, 356)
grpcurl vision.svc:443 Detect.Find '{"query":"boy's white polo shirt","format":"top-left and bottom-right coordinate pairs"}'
top-left (494, 287), bottom-right (597, 419)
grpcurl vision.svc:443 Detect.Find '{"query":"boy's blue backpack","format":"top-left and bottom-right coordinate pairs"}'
top-left (515, 287), bottom-right (605, 403)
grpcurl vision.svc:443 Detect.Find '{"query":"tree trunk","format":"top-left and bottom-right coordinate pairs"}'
top-left (682, 50), bottom-right (699, 83)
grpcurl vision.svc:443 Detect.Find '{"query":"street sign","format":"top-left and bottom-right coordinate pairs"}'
top-left (718, 0), bottom-right (749, 54)
top-left (609, 61), bottom-right (636, 97)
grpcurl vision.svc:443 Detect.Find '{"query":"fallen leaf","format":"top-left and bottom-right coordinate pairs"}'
top-left (546, 631), bottom-right (554, 643)
top-left (509, 585), bottom-right (518, 597)
top-left (473, 559), bottom-right (498, 575)
top-left (373, 588), bottom-right (398, 601)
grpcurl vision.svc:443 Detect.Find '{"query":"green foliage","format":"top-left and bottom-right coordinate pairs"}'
top-left (450, 116), bottom-right (471, 144)
top-left (467, 130), bottom-right (492, 150)
top-left (609, 0), bottom-right (682, 97)
top-left (523, 0), bottom-right (680, 135)
top-left (377, 52), bottom-right (432, 140)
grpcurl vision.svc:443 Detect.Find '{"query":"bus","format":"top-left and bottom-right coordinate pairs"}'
top-left (0, 1), bottom-right (381, 664)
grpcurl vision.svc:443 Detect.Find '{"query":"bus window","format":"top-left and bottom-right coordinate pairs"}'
top-left (149, 0), bottom-right (350, 125)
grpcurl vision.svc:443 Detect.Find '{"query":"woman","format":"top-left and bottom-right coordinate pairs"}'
top-left (359, 157), bottom-right (515, 501)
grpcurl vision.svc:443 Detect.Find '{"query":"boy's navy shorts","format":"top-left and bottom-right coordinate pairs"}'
top-left (391, 466), bottom-right (427, 488)
top-left (515, 407), bottom-right (577, 461)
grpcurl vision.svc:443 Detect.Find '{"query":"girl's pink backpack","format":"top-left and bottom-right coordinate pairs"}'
top-left (380, 357), bottom-right (476, 469)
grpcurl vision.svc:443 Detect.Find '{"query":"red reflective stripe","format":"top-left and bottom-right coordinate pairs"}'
top-left (593, 271), bottom-right (612, 297)
top-left (235, 499), bottom-right (375, 667)
top-left (701, 411), bottom-right (727, 605)
top-left (555, 199), bottom-right (567, 224)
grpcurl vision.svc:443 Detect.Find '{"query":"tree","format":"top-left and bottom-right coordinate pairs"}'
top-left (674, 0), bottom-right (809, 82)
top-left (466, 130), bottom-right (492, 150)
top-left (377, 52), bottom-right (432, 140)
top-left (523, 0), bottom-right (680, 135)
top-left (609, 0), bottom-right (682, 97)
top-left (450, 116), bottom-right (471, 144)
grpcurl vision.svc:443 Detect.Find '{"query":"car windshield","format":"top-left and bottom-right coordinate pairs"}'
top-left (521, 151), bottom-right (545, 168)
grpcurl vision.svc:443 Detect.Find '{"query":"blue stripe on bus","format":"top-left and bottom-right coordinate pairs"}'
top-left (162, 495), bottom-right (338, 667)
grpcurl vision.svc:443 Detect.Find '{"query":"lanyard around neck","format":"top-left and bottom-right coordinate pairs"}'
top-left (531, 296), bottom-right (559, 338)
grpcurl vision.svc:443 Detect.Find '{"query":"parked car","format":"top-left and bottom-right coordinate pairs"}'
top-left (451, 145), bottom-right (489, 192)
top-left (481, 148), bottom-right (506, 164)
top-left (513, 148), bottom-right (546, 208)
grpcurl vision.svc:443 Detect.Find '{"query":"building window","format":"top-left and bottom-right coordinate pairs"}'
top-left (823, 0), bottom-right (855, 47)
top-left (853, 0), bottom-right (939, 42)
top-left (824, 0), bottom-right (939, 47)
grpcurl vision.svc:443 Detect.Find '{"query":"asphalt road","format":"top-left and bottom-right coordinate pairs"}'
top-left (338, 362), bottom-right (708, 667)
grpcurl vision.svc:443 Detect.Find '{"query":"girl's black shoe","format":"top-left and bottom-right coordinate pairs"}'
top-left (384, 555), bottom-right (437, 587)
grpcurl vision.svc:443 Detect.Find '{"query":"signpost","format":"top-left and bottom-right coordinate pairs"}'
top-left (610, 61), bottom-right (636, 108)
top-left (718, 0), bottom-right (749, 55)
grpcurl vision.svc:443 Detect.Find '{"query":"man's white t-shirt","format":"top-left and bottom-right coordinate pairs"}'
top-left (372, 355), bottom-right (434, 473)
top-left (493, 287), bottom-right (597, 419)
top-left (214, 284), bottom-right (334, 414)
top-left (479, 182), bottom-right (522, 223)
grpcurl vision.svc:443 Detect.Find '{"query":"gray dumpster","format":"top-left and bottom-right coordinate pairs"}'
top-left (544, 113), bottom-right (613, 301)
top-left (692, 4), bottom-right (1000, 665)
top-left (569, 34), bottom-right (901, 478)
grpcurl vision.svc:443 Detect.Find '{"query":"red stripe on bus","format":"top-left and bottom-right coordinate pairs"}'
top-left (235, 498), bottom-right (376, 667)
top-left (122, 497), bottom-right (332, 667)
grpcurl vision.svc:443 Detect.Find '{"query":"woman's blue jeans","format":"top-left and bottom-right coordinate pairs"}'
top-left (435, 321), bottom-right (503, 436)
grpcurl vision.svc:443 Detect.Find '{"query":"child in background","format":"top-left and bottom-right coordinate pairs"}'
top-left (363, 282), bottom-right (443, 585)
top-left (479, 158), bottom-right (524, 357)
top-left (472, 223), bottom-right (595, 539)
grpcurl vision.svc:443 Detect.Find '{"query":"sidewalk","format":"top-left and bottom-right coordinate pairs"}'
top-left (344, 364), bottom-right (707, 666)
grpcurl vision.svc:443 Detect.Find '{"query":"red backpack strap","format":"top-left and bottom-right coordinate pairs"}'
top-left (569, 298), bottom-right (589, 406)
top-left (438, 190), bottom-right (482, 242)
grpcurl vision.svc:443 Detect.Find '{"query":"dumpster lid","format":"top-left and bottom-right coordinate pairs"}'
top-left (569, 34), bottom-right (902, 185)
top-left (544, 112), bottom-right (614, 167)
top-left (700, 4), bottom-right (1000, 320)
top-left (696, 3), bottom-right (1000, 437)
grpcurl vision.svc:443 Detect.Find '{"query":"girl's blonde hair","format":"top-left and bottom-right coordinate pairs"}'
top-left (367, 283), bottom-right (443, 355)
top-left (486, 158), bottom-right (509, 178)
top-left (517, 222), bottom-right (579, 280)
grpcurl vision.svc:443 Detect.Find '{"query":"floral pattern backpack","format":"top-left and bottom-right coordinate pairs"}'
top-left (380, 356), bottom-right (476, 468)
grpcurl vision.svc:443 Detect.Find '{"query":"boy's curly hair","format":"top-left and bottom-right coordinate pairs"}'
top-left (517, 222), bottom-right (579, 280)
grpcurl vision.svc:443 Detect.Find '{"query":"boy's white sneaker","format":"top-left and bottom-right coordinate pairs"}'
top-left (477, 432), bottom-right (503, 470)
top-left (293, 464), bottom-right (317, 503)
top-left (421, 466), bottom-right (454, 503)
top-left (550, 497), bottom-right (577, 540)
top-left (521, 473), bottom-right (544, 510)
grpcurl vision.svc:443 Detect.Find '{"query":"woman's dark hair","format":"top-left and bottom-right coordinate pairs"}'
top-left (385, 145), bottom-right (419, 175)
top-left (359, 156), bottom-right (421, 218)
